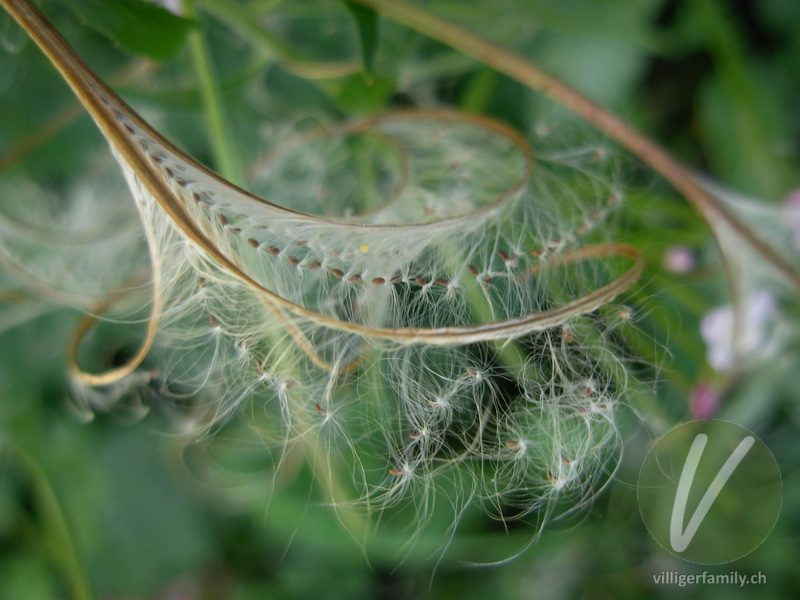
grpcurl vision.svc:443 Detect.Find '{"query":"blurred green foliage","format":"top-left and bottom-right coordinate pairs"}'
top-left (63, 0), bottom-right (196, 60)
top-left (0, 0), bottom-right (798, 598)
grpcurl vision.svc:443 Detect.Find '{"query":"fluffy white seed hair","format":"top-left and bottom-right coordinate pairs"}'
top-left (0, 0), bottom-right (644, 554)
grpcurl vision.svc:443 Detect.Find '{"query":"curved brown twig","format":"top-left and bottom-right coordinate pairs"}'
top-left (247, 109), bottom-right (533, 224)
top-left (1, 0), bottom-right (642, 355)
top-left (67, 281), bottom-right (161, 386)
top-left (349, 0), bottom-right (800, 292)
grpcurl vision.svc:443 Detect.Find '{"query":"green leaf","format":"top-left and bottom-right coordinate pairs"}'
top-left (335, 72), bottom-right (394, 114)
top-left (63, 0), bottom-right (195, 61)
top-left (342, 1), bottom-right (380, 75)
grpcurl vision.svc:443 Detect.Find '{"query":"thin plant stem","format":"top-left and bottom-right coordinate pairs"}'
top-left (182, 0), bottom-right (246, 185)
top-left (0, 59), bottom-right (155, 172)
top-left (5, 442), bottom-right (94, 600)
top-left (196, 0), bottom-right (360, 79)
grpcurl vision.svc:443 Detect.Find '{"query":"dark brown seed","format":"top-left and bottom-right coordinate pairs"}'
top-left (409, 432), bottom-right (422, 440)
top-left (497, 250), bottom-right (509, 261)
top-left (388, 467), bottom-right (405, 476)
top-left (266, 246), bottom-right (280, 255)
top-left (248, 238), bottom-right (260, 248)
top-left (331, 268), bottom-right (344, 279)
top-left (530, 249), bottom-right (542, 258)
top-left (389, 275), bottom-right (403, 284)
top-left (467, 264), bottom-right (479, 276)
top-left (307, 262), bottom-right (322, 270)
top-left (285, 380), bottom-right (298, 389)
top-left (313, 402), bottom-right (327, 415)
top-left (256, 359), bottom-right (264, 375)
top-left (218, 214), bottom-right (228, 226)
top-left (164, 167), bottom-right (174, 178)
top-left (348, 274), bottom-right (362, 283)
top-left (435, 278), bottom-right (449, 287)
top-left (228, 227), bottom-right (241, 234)
top-left (209, 315), bottom-right (219, 328)
top-left (197, 277), bottom-right (206, 288)
top-left (287, 256), bottom-right (300, 266)
top-left (547, 471), bottom-right (557, 484)
top-left (415, 275), bottom-right (427, 286)
top-left (505, 440), bottom-right (520, 449)
top-left (192, 192), bottom-right (202, 203)
top-left (371, 277), bottom-right (386, 285)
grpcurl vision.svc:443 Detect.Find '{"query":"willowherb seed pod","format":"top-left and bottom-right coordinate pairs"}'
top-left (0, 0), bottom-right (645, 557)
